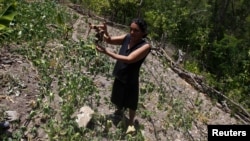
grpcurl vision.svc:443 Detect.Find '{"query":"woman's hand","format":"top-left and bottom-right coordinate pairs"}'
top-left (95, 44), bottom-right (107, 54)
top-left (96, 22), bottom-right (110, 40)
top-left (97, 22), bottom-right (107, 33)
top-left (89, 22), bottom-right (107, 33)
top-left (89, 22), bottom-right (110, 41)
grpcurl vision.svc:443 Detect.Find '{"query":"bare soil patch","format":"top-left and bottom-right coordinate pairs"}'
top-left (0, 46), bottom-right (40, 134)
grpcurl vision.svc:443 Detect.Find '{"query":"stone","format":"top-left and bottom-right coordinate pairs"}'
top-left (5, 111), bottom-right (20, 121)
top-left (75, 106), bottom-right (94, 128)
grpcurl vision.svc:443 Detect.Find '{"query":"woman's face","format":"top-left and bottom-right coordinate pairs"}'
top-left (129, 22), bottom-right (145, 41)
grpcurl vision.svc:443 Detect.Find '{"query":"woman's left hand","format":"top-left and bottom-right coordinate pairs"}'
top-left (95, 44), bottom-right (107, 54)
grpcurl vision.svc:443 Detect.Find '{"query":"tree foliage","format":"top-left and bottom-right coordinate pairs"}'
top-left (0, 1), bottom-right (17, 43)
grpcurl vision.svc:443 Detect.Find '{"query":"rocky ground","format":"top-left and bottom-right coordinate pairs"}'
top-left (0, 3), bottom-right (245, 141)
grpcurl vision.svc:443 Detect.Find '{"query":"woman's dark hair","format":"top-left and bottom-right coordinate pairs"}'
top-left (130, 18), bottom-right (148, 35)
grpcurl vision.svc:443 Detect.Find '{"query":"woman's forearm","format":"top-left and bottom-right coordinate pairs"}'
top-left (104, 49), bottom-right (124, 60)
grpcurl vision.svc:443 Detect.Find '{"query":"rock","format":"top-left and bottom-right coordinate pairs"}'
top-left (5, 111), bottom-right (20, 122)
top-left (75, 106), bottom-right (94, 128)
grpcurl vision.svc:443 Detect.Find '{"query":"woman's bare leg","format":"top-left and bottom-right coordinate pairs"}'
top-left (128, 109), bottom-right (135, 126)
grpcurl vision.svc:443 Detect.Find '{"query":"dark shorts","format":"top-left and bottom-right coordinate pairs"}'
top-left (111, 78), bottom-right (139, 111)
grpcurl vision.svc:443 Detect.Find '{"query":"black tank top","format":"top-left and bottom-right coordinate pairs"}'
top-left (112, 34), bottom-right (150, 84)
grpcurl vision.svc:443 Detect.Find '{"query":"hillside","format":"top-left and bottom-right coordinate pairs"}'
top-left (0, 2), bottom-right (246, 141)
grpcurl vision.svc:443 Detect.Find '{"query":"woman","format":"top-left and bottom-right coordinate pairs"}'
top-left (95, 18), bottom-right (151, 134)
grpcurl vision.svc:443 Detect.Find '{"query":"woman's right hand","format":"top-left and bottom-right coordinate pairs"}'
top-left (95, 44), bottom-right (107, 54)
top-left (89, 22), bottom-right (106, 31)
top-left (98, 22), bottom-right (109, 36)
top-left (97, 22), bottom-right (107, 31)
top-left (97, 22), bottom-right (110, 41)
